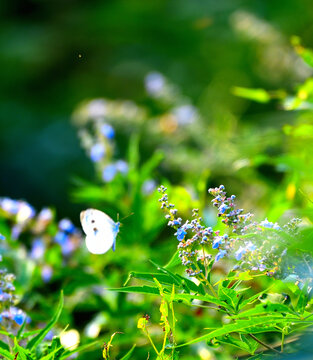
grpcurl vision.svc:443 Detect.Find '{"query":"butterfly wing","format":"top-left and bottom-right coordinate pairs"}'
top-left (80, 209), bottom-right (119, 254)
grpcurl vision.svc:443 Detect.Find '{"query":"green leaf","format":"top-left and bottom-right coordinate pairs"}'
top-left (14, 339), bottom-right (35, 360)
top-left (0, 347), bottom-right (14, 360)
top-left (167, 293), bottom-right (226, 308)
top-left (218, 284), bottom-right (238, 311)
top-left (231, 86), bottom-right (271, 103)
top-left (213, 334), bottom-right (251, 353)
top-left (120, 344), bottom-right (136, 360)
top-left (109, 285), bottom-right (160, 295)
top-left (176, 274), bottom-right (206, 295)
top-left (0, 339), bottom-right (10, 353)
top-left (149, 261), bottom-right (182, 287)
top-left (177, 316), bottom-right (291, 347)
top-left (240, 334), bottom-right (259, 354)
top-left (233, 303), bottom-right (298, 319)
top-left (239, 287), bottom-right (273, 310)
top-left (127, 271), bottom-right (181, 287)
top-left (164, 251), bottom-right (181, 269)
top-left (60, 340), bottom-right (99, 360)
top-left (27, 291), bottom-right (64, 350)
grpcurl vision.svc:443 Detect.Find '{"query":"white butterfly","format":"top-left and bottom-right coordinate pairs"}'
top-left (80, 208), bottom-right (120, 254)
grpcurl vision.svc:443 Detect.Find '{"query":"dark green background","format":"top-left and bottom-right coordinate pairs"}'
top-left (1, 0), bottom-right (313, 217)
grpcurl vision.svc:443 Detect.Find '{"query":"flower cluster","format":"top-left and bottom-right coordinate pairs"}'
top-left (0, 254), bottom-right (28, 327)
top-left (158, 184), bottom-right (307, 283)
top-left (0, 198), bottom-right (83, 282)
top-left (73, 98), bottom-right (145, 183)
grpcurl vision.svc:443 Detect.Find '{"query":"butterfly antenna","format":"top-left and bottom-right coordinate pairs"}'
top-left (120, 212), bottom-right (134, 221)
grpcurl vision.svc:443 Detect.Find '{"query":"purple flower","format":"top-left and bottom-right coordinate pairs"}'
top-left (101, 123), bottom-right (115, 139)
top-left (90, 143), bottom-right (106, 162)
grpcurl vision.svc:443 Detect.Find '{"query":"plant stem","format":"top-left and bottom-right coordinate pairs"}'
top-left (281, 331), bottom-right (285, 352)
top-left (144, 329), bottom-right (160, 356)
top-left (248, 333), bottom-right (281, 354)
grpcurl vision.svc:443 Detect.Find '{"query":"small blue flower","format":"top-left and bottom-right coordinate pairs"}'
top-left (141, 179), bottom-right (157, 195)
top-left (0, 198), bottom-right (19, 214)
top-left (102, 164), bottom-right (117, 182)
top-left (212, 236), bottom-right (223, 249)
top-left (90, 143), bottom-right (106, 162)
top-left (30, 239), bottom-right (45, 260)
top-left (115, 160), bottom-right (129, 174)
top-left (175, 227), bottom-right (187, 241)
top-left (42, 266), bottom-right (53, 282)
top-left (218, 204), bottom-right (229, 214)
top-left (55, 231), bottom-right (68, 245)
top-left (145, 72), bottom-right (165, 96)
top-left (0, 314), bottom-right (2, 323)
top-left (13, 312), bottom-right (24, 326)
top-left (246, 242), bottom-right (256, 252)
top-left (101, 123), bottom-right (115, 139)
top-left (235, 247), bottom-right (246, 261)
top-left (215, 250), bottom-right (227, 262)
top-left (59, 219), bottom-right (75, 233)
top-left (0, 234), bottom-right (5, 241)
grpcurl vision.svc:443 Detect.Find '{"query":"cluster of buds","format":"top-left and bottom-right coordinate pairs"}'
top-left (158, 184), bottom-right (306, 282)
top-left (209, 185), bottom-right (254, 233)
top-left (0, 258), bottom-right (28, 327)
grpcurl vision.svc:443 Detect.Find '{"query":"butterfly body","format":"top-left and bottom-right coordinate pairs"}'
top-left (80, 208), bottom-right (120, 254)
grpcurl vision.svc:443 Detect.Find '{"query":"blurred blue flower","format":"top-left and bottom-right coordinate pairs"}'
top-left (38, 208), bottom-right (53, 222)
top-left (175, 227), bottom-right (187, 241)
top-left (141, 179), bottom-right (157, 195)
top-left (218, 204), bottom-right (229, 214)
top-left (30, 239), bottom-right (45, 260)
top-left (55, 231), bottom-right (68, 245)
top-left (59, 219), bottom-right (75, 233)
top-left (16, 202), bottom-right (35, 223)
top-left (0, 198), bottom-right (19, 214)
top-left (173, 105), bottom-right (197, 125)
top-left (102, 164), bottom-right (117, 182)
top-left (90, 143), bottom-right (106, 162)
top-left (235, 247), bottom-right (246, 261)
top-left (215, 250), bottom-right (227, 262)
top-left (115, 160), bottom-right (129, 174)
top-left (145, 72), bottom-right (165, 96)
top-left (61, 240), bottom-right (75, 256)
top-left (212, 236), bottom-right (223, 249)
top-left (11, 225), bottom-right (21, 240)
top-left (101, 123), bottom-right (115, 139)
top-left (42, 266), bottom-right (53, 282)
top-left (0, 234), bottom-right (5, 241)
top-left (260, 218), bottom-right (281, 230)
